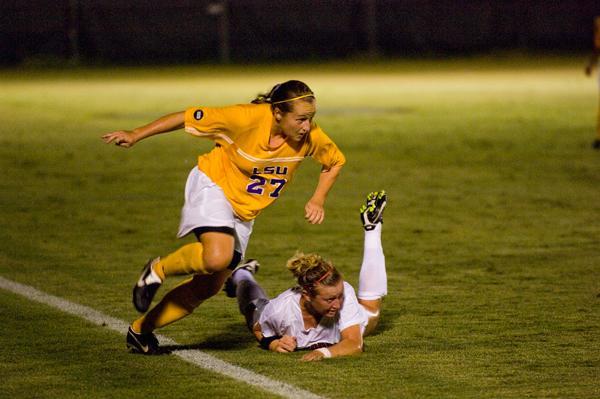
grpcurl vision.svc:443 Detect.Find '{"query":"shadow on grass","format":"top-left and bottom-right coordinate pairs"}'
top-left (157, 307), bottom-right (403, 354)
top-left (366, 306), bottom-right (404, 338)
top-left (161, 322), bottom-right (257, 353)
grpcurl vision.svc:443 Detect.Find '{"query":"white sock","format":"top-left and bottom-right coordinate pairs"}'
top-left (231, 268), bottom-right (254, 286)
top-left (358, 223), bottom-right (387, 300)
top-left (140, 259), bottom-right (162, 285)
top-left (148, 268), bottom-right (162, 284)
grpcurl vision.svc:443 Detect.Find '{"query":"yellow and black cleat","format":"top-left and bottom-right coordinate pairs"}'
top-left (359, 190), bottom-right (387, 231)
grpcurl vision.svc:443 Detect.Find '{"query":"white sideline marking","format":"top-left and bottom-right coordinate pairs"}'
top-left (0, 276), bottom-right (325, 399)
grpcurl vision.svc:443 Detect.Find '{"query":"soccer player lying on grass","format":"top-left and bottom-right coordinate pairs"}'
top-left (224, 191), bottom-right (387, 361)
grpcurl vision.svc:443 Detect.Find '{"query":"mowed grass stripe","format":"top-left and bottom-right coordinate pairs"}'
top-left (0, 276), bottom-right (324, 399)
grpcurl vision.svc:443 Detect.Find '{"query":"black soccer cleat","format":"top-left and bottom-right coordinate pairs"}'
top-left (223, 259), bottom-right (260, 298)
top-left (360, 190), bottom-right (387, 231)
top-left (126, 326), bottom-right (160, 355)
top-left (132, 257), bottom-right (162, 313)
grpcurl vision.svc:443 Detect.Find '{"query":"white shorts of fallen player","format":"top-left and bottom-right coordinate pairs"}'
top-left (178, 166), bottom-right (254, 258)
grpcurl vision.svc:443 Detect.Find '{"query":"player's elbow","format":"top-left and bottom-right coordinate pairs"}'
top-left (346, 339), bottom-right (364, 355)
top-left (355, 342), bottom-right (365, 354)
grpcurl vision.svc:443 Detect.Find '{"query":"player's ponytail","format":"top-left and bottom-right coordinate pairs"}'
top-left (251, 80), bottom-right (315, 113)
top-left (286, 252), bottom-right (341, 296)
top-left (251, 83), bottom-right (280, 104)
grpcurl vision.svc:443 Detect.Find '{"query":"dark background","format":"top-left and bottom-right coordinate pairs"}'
top-left (2, 0), bottom-right (600, 65)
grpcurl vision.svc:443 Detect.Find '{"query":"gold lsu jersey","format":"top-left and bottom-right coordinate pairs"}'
top-left (184, 103), bottom-right (345, 221)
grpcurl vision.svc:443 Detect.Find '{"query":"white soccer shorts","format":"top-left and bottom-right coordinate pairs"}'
top-left (177, 166), bottom-right (253, 257)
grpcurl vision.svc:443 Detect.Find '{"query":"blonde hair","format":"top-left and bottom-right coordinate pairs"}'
top-left (286, 252), bottom-right (341, 296)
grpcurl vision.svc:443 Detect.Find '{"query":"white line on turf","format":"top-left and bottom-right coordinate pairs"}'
top-left (0, 276), bottom-right (325, 399)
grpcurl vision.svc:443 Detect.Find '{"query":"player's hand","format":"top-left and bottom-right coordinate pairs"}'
top-left (270, 335), bottom-right (297, 353)
top-left (300, 350), bottom-right (326, 362)
top-left (304, 199), bottom-right (325, 224)
top-left (102, 130), bottom-right (137, 148)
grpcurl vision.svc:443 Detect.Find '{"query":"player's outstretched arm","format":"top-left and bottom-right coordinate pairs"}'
top-left (304, 164), bottom-right (343, 224)
top-left (102, 111), bottom-right (185, 148)
top-left (301, 324), bottom-right (363, 361)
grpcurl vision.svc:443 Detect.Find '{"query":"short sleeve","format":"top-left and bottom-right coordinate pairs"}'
top-left (338, 283), bottom-right (366, 332)
top-left (184, 103), bottom-right (260, 142)
top-left (307, 125), bottom-right (346, 170)
top-left (258, 301), bottom-right (280, 338)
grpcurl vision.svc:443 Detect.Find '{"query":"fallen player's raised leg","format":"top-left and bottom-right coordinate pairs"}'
top-left (357, 191), bottom-right (387, 336)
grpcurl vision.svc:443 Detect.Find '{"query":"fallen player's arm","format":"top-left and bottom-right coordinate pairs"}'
top-left (253, 323), bottom-right (297, 353)
top-left (301, 324), bottom-right (363, 361)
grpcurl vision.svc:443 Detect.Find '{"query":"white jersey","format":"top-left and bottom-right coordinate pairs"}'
top-left (258, 282), bottom-right (369, 350)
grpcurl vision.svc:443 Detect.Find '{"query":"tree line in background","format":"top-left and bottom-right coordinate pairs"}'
top-left (2, 0), bottom-right (599, 65)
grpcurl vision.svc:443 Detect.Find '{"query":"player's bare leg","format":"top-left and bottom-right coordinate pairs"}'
top-left (128, 231), bottom-right (239, 354)
top-left (359, 298), bottom-right (383, 337)
top-left (133, 231), bottom-right (235, 313)
top-left (156, 231), bottom-right (236, 276)
top-left (127, 270), bottom-right (231, 354)
top-left (133, 270), bottom-right (231, 333)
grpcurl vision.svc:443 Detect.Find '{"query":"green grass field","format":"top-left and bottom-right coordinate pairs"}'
top-left (1, 56), bottom-right (599, 398)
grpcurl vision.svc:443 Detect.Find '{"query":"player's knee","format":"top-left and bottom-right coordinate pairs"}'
top-left (363, 315), bottom-right (380, 337)
top-left (203, 251), bottom-right (233, 273)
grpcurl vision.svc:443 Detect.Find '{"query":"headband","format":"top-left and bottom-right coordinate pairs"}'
top-left (315, 270), bottom-right (332, 284)
top-left (271, 93), bottom-right (314, 105)
top-left (301, 269), bottom-right (333, 292)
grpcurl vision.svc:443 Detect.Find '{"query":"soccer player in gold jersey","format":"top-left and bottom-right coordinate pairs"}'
top-left (584, 16), bottom-right (600, 149)
top-left (102, 80), bottom-right (345, 354)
